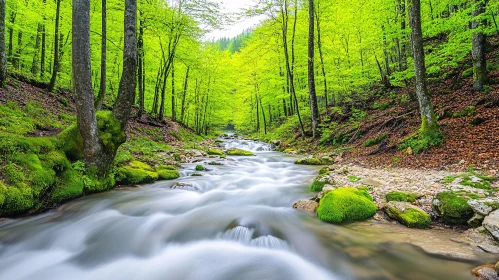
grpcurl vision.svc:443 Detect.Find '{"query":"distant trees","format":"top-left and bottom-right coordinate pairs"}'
top-left (0, 0), bottom-right (6, 87)
top-left (48, 0), bottom-right (61, 92)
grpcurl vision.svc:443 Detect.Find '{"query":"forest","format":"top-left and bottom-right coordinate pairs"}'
top-left (0, 0), bottom-right (499, 279)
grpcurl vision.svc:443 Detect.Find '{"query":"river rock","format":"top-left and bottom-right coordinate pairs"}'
top-left (469, 199), bottom-right (499, 216)
top-left (470, 264), bottom-right (499, 280)
top-left (359, 178), bottom-right (386, 187)
top-left (484, 210), bottom-right (499, 241)
top-left (293, 200), bottom-right (319, 213)
top-left (469, 213), bottom-right (486, 228)
top-left (384, 201), bottom-right (431, 228)
top-left (170, 182), bottom-right (200, 192)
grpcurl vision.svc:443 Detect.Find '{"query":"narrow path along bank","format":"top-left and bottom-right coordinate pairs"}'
top-left (0, 139), bottom-right (492, 280)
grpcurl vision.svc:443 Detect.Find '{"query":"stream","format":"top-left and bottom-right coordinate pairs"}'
top-left (0, 139), bottom-right (484, 279)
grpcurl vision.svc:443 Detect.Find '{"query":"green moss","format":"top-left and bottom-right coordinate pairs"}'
top-left (453, 106), bottom-right (475, 118)
top-left (96, 111), bottom-right (126, 152)
top-left (433, 192), bottom-right (474, 225)
top-left (386, 202), bottom-right (430, 228)
top-left (310, 181), bottom-right (327, 192)
top-left (208, 149), bottom-right (226, 158)
top-left (398, 126), bottom-right (444, 154)
top-left (57, 124), bottom-right (84, 161)
top-left (462, 67), bottom-right (473, 78)
top-left (196, 164), bottom-right (206, 171)
top-left (0, 181), bottom-right (35, 216)
top-left (294, 158), bottom-right (324, 165)
top-left (226, 148), bottom-right (255, 156)
top-left (319, 167), bottom-right (330, 175)
top-left (156, 165), bottom-right (180, 180)
top-left (40, 151), bottom-right (71, 173)
top-left (316, 188), bottom-right (377, 224)
top-left (51, 168), bottom-right (84, 203)
top-left (386, 191), bottom-right (417, 203)
top-left (116, 161), bottom-right (158, 185)
top-left (348, 175), bottom-right (362, 183)
top-left (442, 175), bottom-right (458, 184)
top-left (364, 133), bottom-right (388, 147)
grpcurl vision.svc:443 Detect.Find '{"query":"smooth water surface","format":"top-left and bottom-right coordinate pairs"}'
top-left (0, 139), bottom-right (479, 279)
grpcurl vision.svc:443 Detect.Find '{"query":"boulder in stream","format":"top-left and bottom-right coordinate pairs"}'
top-left (384, 201), bottom-right (431, 228)
top-left (432, 191), bottom-right (474, 225)
top-left (470, 264), bottom-right (499, 280)
top-left (293, 200), bottom-right (319, 213)
top-left (483, 209), bottom-right (499, 241)
top-left (316, 188), bottom-right (377, 224)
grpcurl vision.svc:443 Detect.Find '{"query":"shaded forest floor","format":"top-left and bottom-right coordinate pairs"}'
top-left (278, 39), bottom-right (499, 174)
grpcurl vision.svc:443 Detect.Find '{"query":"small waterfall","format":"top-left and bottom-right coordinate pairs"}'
top-left (219, 139), bottom-right (273, 152)
top-left (216, 226), bottom-right (291, 251)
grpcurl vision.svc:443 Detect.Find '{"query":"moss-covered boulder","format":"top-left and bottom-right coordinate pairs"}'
top-left (207, 149), bottom-right (226, 158)
top-left (295, 157), bottom-right (324, 165)
top-left (386, 191), bottom-right (418, 203)
top-left (316, 188), bottom-right (377, 224)
top-left (195, 164), bottom-right (206, 171)
top-left (385, 201), bottom-right (431, 228)
top-left (156, 165), bottom-right (180, 180)
top-left (0, 181), bottom-right (35, 216)
top-left (116, 161), bottom-right (158, 185)
top-left (432, 191), bottom-right (474, 225)
top-left (226, 148), bottom-right (255, 156)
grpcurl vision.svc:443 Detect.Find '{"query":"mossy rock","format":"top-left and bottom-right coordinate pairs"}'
top-left (192, 173), bottom-right (203, 177)
top-left (319, 167), bottom-right (330, 175)
top-left (226, 148), bottom-right (255, 156)
top-left (51, 168), bottom-right (84, 203)
top-left (156, 165), bottom-right (180, 180)
top-left (195, 164), bottom-right (206, 171)
top-left (208, 149), bottom-right (226, 158)
top-left (385, 201), bottom-right (431, 228)
top-left (294, 157), bottom-right (324, 165)
top-left (432, 191), bottom-right (474, 225)
top-left (316, 188), bottom-right (377, 224)
top-left (386, 191), bottom-right (418, 203)
top-left (116, 161), bottom-right (159, 185)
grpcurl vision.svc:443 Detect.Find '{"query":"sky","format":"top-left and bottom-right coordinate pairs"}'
top-left (205, 0), bottom-right (264, 40)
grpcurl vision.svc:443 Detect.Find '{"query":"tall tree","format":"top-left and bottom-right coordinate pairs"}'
top-left (95, 0), bottom-right (107, 109)
top-left (408, 0), bottom-right (437, 131)
top-left (308, 0), bottom-right (319, 138)
top-left (472, 0), bottom-right (487, 91)
top-left (0, 0), bottom-right (6, 87)
top-left (48, 0), bottom-right (62, 92)
top-left (40, 0), bottom-right (46, 78)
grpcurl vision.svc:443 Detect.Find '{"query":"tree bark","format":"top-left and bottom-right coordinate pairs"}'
top-left (137, 13), bottom-right (145, 116)
top-left (31, 24), bottom-right (43, 75)
top-left (72, 0), bottom-right (101, 168)
top-left (95, 0), bottom-right (107, 109)
top-left (41, 0), bottom-right (47, 78)
top-left (113, 0), bottom-right (137, 126)
top-left (0, 0), bottom-right (6, 87)
top-left (171, 60), bottom-right (176, 122)
top-left (408, 0), bottom-right (437, 130)
top-left (472, 0), bottom-right (487, 91)
top-left (308, 0), bottom-right (319, 138)
top-left (7, 11), bottom-right (15, 63)
top-left (48, 0), bottom-right (62, 92)
top-left (14, 30), bottom-right (22, 69)
top-left (180, 66), bottom-right (189, 124)
top-left (316, 0), bottom-right (328, 113)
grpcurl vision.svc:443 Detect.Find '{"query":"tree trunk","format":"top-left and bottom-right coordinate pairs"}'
top-left (398, 0), bottom-right (407, 72)
top-left (31, 24), bottom-right (42, 75)
top-left (308, 0), bottom-right (319, 138)
top-left (48, 0), bottom-right (61, 92)
top-left (171, 60), bottom-right (176, 122)
top-left (7, 11), bottom-right (14, 63)
top-left (14, 30), bottom-right (22, 69)
top-left (316, 0), bottom-right (328, 113)
top-left (113, 0), bottom-right (137, 126)
top-left (472, 0), bottom-right (487, 91)
top-left (180, 66), bottom-right (189, 123)
top-left (137, 14), bottom-right (145, 116)
top-left (72, 0), bottom-right (102, 169)
top-left (41, 0), bottom-right (46, 78)
top-left (408, 0), bottom-right (437, 130)
top-left (95, 0), bottom-right (107, 109)
top-left (260, 96), bottom-right (267, 134)
top-left (0, 0), bottom-right (6, 87)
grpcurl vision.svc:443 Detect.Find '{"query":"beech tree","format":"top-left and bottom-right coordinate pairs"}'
top-left (408, 0), bottom-right (437, 131)
top-left (72, 0), bottom-right (137, 175)
top-left (308, 0), bottom-right (319, 138)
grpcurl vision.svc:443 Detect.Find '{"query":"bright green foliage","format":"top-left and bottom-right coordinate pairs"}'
top-left (0, 181), bottom-right (35, 216)
top-left (386, 191), bottom-right (418, 203)
top-left (226, 148), bottom-right (255, 156)
top-left (316, 188), bottom-right (377, 224)
top-left (51, 168), bottom-right (84, 203)
top-left (310, 181), bottom-right (327, 192)
top-left (96, 111), bottom-right (126, 153)
top-left (195, 165), bottom-right (205, 171)
top-left (319, 167), bottom-right (330, 175)
top-left (156, 165), bottom-right (180, 180)
top-left (364, 134), bottom-right (388, 147)
top-left (295, 158), bottom-right (324, 165)
top-left (433, 192), bottom-right (474, 225)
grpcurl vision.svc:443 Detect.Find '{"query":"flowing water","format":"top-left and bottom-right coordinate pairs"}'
top-left (0, 139), bottom-right (485, 279)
